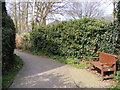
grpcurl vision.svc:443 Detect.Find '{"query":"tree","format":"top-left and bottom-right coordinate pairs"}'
top-left (6, 1), bottom-right (30, 34)
top-left (66, 1), bottom-right (106, 19)
top-left (32, 2), bottom-right (67, 26)
top-left (6, 1), bottom-right (67, 33)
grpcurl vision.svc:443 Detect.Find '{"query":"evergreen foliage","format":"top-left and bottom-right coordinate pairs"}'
top-left (2, 2), bottom-right (16, 72)
top-left (21, 17), bottom-right (117, 60)
top-left (117, 1), bottom-right (120, 23)
top-left (116, 1), bottom-right (120, 49)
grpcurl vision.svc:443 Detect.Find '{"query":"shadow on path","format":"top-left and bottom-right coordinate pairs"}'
top-left (10, 49), bottom-right (77, 88)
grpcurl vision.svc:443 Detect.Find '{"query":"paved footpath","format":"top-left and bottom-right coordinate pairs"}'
top-left (10, 49), bottom-right (112, 88)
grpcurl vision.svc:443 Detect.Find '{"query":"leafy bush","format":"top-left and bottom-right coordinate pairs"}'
top-left (2, 54), bottom-right (23, 88)
top-left (16, 34), bottom-right (22, 48)
top-left (117, 1), bottom-right (120, 23)
top-left (2, 2), bottom-right (16, 72)
top-left (116, 1), bottom-right (120, 49)
top-left (21, 34), bottom-right (32, 50)
top-left (21, 17), bottom-right (118, 61)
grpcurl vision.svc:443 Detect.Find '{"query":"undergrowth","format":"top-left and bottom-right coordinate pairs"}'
top-left (2, 54), bottom-right (23, 89)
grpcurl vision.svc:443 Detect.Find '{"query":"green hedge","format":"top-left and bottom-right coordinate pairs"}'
top-left (117, 1), bottom-right (120, 23)
top-left (21, 17), bottom-right (118, 60)
top-left (116, 1), bottom-right (120, 49)
top-left (2, 2), bottom-right (16, 72)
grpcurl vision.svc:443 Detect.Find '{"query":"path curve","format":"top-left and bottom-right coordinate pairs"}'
top-left (10, 49), bottom-right (112, 88)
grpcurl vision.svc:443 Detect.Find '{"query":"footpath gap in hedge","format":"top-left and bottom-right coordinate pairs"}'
top-left (21, 17), bottom-right (118, 61)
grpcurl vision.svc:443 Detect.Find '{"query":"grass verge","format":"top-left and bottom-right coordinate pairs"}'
top-left (108, 71), bottom-right (120, 89)
top-left (2, 54), bottom-right (23, 89)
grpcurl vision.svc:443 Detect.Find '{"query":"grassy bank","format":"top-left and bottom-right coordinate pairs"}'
top-left (2, 54), bottom-right (23, 88)
top-left (108, 71), bottom-right (120, 89)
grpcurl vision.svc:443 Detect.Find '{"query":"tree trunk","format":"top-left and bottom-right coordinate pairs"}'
top-left (14, 1), bottom-right (18, 33)
top-left (21, 3), bottom-right (26, 34)
top-left (40, 17), bottom-right (46, 26)
top-left (26, 2), bottom-right (29, 32)
top-left (18, 2), bottom-right (21, 34)
top-left (32, 0), bottom-right (35, 29)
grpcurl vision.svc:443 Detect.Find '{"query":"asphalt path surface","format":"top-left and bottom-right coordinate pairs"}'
top-left (10, 49), bottom-right (111, 88)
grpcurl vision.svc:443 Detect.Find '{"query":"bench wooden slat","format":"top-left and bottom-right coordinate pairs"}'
top-left (99, 52), bottom-right (116, 65)
top-left (90, 61), bottom-right (102, 69)
top-left (103, 76), bottom-right (114, 79)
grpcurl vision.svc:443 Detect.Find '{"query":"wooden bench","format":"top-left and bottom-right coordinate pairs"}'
top-left (89, 52), bottom-right (117, 80)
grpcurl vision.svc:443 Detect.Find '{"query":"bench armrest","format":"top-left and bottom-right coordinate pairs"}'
top-left (100, 63), bottom-right (116, 65)
top-left (89, 57), bottom-right (99, 62)
top-left (90, 57), bottom-right (99, 59)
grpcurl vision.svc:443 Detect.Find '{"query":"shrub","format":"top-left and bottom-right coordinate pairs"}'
top-left (21, 33), bottom-right (32, 50)
top-left (21, 17), bottom-right (118, 61)
top-left (2, 2), bottom-right (16, 72)
top-left (117, 1), bottom-right (120, 23)
top-left (2, 54), bottom-right (23, 88)
top-left (116, 1), bottom-right (120, 49)
top-left (16, 34), bottom-right (22, 48)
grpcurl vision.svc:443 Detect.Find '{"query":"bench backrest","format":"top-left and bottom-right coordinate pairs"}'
top-left (99, 52), bottom-right (116, 64)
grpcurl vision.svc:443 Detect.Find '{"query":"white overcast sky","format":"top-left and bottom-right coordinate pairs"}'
top-left (6, 0), bottom-right (114, 24)
top-left (5, 0), bottom-right (114, 15)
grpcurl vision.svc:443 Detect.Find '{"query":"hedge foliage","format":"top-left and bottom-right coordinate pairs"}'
top-left (2, 2), bottom-right (16, 72)
top-left (116, 1), bottom-right (120, 87)
top-left (117, 1), bottom-right (120, 23)
top-left (116, 1), bottom-right (120, 49)
top-left (21, 17), bottom-right (118, 60)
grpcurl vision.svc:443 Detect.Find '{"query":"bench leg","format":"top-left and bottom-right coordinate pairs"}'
top-left (114, 65), bottom-right (116, 77)
top-left (114, 70), bottom-right (116, 77)
top-left (101, 70), bottom-right (104, 80)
